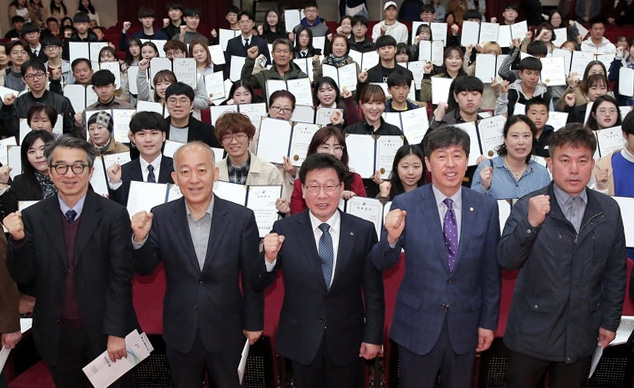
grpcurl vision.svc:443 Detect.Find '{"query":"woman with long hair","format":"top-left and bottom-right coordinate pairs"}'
top-left (293, 25), bottom-right (322, 58)
top-left (257, 9), bottom-right (288, 43)
top-left (77, 0), bottom-right (99, 25)
top-left (421, 45), bottom-right (467, 103)
top-left (50, 0), bottom-right (68, 22)
top-left (124, 37), bottom-right (142, 67)
top-left (377, 145), bottom-right (426, 200)
top-left (586, 95), bottom-right (623, 131)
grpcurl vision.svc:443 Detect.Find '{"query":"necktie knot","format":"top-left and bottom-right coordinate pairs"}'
top-left (319, 223), bottom-right (330, 233)
top-left (244, 39), bottom-right (249, 47)
top-left (443, 198), bottom-right (454, 210)
top-left (65, 209), bottom-right (77, 223)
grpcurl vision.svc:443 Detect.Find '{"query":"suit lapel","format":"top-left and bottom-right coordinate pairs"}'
top-left (159, 157), bottom-right (173, 184)
top-left (419, 186), bottom-right (449, 272)
top-left (331, 211), bottom-right (354, 290)
top-left (295, 211), bottom-right (326, 289)
top-left (200, 198), bottom-right (230, 273)
top-left (41, 198), bottom-right (67, 266)
top-left (74, 192), bottom-right (101, 264)
top-left (130, 159), bottom-right (142, 181)
top-left (171, 198), bottom-right (201, 273)
top-left (454, 187), bottom-right (475, 272)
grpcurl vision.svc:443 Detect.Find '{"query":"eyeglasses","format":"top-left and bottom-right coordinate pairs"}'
top-left (318, 144), bottom-right (344, 153)
top-left (24, 72), bottom-right (46, 80)
top-left (221, 133), bottom-right (249, 144)
top-left (51, 163), bottom-right (89, 175)
top-left (597, 108), bottom-right (618, 115)
top-left (304, 184), bottom-right (340, 193)
top-left (167, 96), bottom-right (190, 106)
top-left (165, 50), bottom-right (183, 57)
top-left (44, 45), bottom-right (60, 50)
top-left (270, 105), bottom-right (293, 113)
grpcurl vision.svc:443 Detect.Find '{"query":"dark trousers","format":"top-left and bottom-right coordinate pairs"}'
top-left (506, 350), bottom-right (591, 388)
top-left (166, 329), bottom-right (242, 388)
top-left (49, 326), bottom-right (133, 388)
top-left (291, 335), bottom-right (359, 388)
top-left (399, 318), bottom-right (475, 388)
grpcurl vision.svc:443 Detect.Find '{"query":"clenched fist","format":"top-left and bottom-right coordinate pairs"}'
top-left (3, 211), bottom-right (24, 241)
top-left (384, 209), bottom-right (407, 245)
top-left (131, 211), bottom-right (154, 242)
top-left (527, 195), bottom-right (550, 228)
top-left (262, 233), bottom-right (285, 262)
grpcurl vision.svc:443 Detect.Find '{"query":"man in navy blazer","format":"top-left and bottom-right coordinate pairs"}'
top-left (131, 142), bottom-right (263, 388)
top-left (371, 126), bottom-right (501, 388)
top-left (251, 153), bottom-right (384, 388)
top-left (108, 111), bottom-right (174, 206)
top-left (224, 10), bottom-right (271, 79)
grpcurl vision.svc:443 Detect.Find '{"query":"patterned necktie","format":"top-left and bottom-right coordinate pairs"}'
top-left (65, 209), bottom-right (77, 223)
top-left (442, 198), bottom-right (458, 271)
top-left (318, 223), bottom-right (333, 289)
top-left (147, 165), bottom-right (156, 183)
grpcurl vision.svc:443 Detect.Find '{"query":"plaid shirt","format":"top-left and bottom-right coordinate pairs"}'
top-left (227, 155), bottom-right (251, 185)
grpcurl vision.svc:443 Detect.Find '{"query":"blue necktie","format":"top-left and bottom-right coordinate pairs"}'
top-left (65, 209), bottom-right (77, 223)
top-left (442, 198), bottom-right (458, 271)
top-left (318, 223), bottom-right (333, 289)
top-left (147, 165), bottom-right (156, 183)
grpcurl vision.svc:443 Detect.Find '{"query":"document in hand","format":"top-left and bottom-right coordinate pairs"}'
top-left (344, 196), bottom-right (392, 238)
top-left (345, 134), bottom-right (404, 179)
top-left (126, 181), bottom-right (183, 217)
top-left (257, 117), bottom-right (321, 166)
top-left (82, 329), bottom-right (154, 388)
top-left (595, 126), bottom-right (626, 159)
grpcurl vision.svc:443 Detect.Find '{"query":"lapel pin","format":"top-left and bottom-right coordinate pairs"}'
top-left (350, 232), bottom-right (354, 236)
top-left (470, 207), bottom-right (474, 212)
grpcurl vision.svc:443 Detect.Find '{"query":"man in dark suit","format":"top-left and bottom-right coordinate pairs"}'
top-left (251, 153), bottom-right (384, 388)
top-left (3, 135), bottom-right (138, 388)
top-left (107, 111), bottom-right (173, 206)
top-left (164, 82), bottom-right (222, 148)
top-left (371, 126), bottom-right (501, 388)
top-left (0, 232), bottom-right (20, 350)
top-left (21, 23), bottom-right (48, 63)
top-left (130, 142), bottom-right (263, 388)
top-left (224, 10), bottom-right (271, 79)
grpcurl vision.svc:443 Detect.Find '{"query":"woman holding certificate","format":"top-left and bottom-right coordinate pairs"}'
top-left (471, 115), bottom-right (551, 199)
top-left (314, 77), bottom-right (360, 127)
top-left (290, 126), bottom-right (366, 214)
top-left (586, 95), bottom-right (623, 131)
top-left (420, 45), bottom-right (468, 103)
top-left (376, 144), bottom-right (425, 201)
top-left (312, 34), bottom-right (360, 88)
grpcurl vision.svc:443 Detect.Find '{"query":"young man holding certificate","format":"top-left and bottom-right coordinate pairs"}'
top-left (131, 142), bottom-right (263, 388)
top-left (107, 111), bottom-right (174, 206)
top-left (251, 153), bottom-right (384, 388)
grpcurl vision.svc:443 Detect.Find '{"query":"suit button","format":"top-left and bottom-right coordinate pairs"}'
top-left (447, 279), bottom-right (453, 284)
top-left (533, 304), bottom-right (539, 309)
top-left (199, 281), bottom-right (203, 285)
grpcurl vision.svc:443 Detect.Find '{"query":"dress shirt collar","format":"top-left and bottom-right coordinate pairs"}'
top-left (139, 154), bottom-right (163, 180)
top-left (185, 195), bottom-right (215, 221)
top-left (58, 193), bottom-right (87, 219)
top-left (431, 184), bottom-right (462, 213)
top-left (308, 209), bottom-right (341, 235)
top-left (552, 183), bottom-right (587, 207)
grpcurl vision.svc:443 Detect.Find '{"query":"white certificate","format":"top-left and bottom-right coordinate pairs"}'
top-left (431, 77), bottom-right (453, 105)
top-left (407, 61), bottom-right (425, 89)
top-left (83, 330), bottom-right (153, 388)
top-left (0, 86), bottom-right (19, 104)
top-left (208, 44), bottom-right (226, 65)
top-left (284, 9), bottom-right (301, 33)
top-left (18, 201), bottom-right (38, 211)
top-left (478, 115), bottom-right (507, 158)
top-left (64, 84), bottom-right (87, 112)
top-left (454, 121), bottom-right (480, 166)
top-left (361, 51), bottom-right (379, 70)
top-left (552, 48), bottom-right (572, 75)
top-left (90, 156), bottom-right (109, 196)
top-left (540, 57), bottom-right (566, 86)
top-left (103, 152), bottom-right (131, 170)
top-left (257, 118), bottom-right (292, 164)
top-left (204, 72), bottom-right (225, 101)
top-left (315, 107), bottom-right (343, 126)
top-left (99, 61), bottom-right (121, 89)
top-left (127, 66), bottom-right (139, 94)
top-left (596, 126), bottom-right (625, 158)
top-left (612, 197), bottom-right (634, 248)
top-left (418, 41), bottom-right (432, 62)
top-left (382, 112), bottom-right (401, 128)
top-left (431, 23), bottom-right (447, 45)
top-left (286, 78), bottom-right (313, 106)
top-left (136, 100), bottom-right (165, 117)
top-left (163, 140), bottom-right (185, 159)
top-left (293, 58), bottom-right (310, 81)
top-left (238, 103), bottom-right (267, 131)
top-left (149, 57), bottom-right (172, 84)
top-left (289, 122), bottom-right (320, 167)
top-left (69, 42), bottom-right (90, 62)
top-left (570, 51), bottom-right (594, 79)
top-left (337, 63), bottom-right (358, 93)
top-left (619, 67), bottom-right (634, 97)
top-left (431, 41), bottom-right (444, 66)
top-left (290, 105), bottom-right (315, 124)
top-left (219, 29), bottom-right (239, 51)
top-left (0, 137), bottom-right (17, 166)
top-left (511, 21), bottom-right (528, 40)
top-left (474, 54), bottom-right (497, 83)
top-left (173, 58), bottom-right (197, 89)
top-left (312, 36), bottom-right (326, 52)
top-left (7, 146), bottom-right (21, 179)
top-left (265, 79), bottom-right (287, 104)
top-left (479, 22), bottom-right (499, 44)
top-left (400, 108), bottom-right (429, 144)
top-left (376, 136), bottom-right (404, 180)
top-left (127, 181), bottom-right (169, 217)
top-left (89, 42), bottom-right (108, 62)
top-left (247, 185), bottom-right (282, 237)
top-left (547, 111), bottom-right (569, 131)
top-left (497, 199), bottom-right (512, 234)
top-left (210, 105), bottom-right (238, 126)
top-left (111, 109), bottom-right (135, 144)
top-left (346, 134), bottom-right (375, 178)
top-left (497, 25), bottom-right (512, 48)
top-left (322, 64), bottom-right (340, 89)
top-left (346, 196), bottom-right (384, 238)
top-left (213, 180), bottom-right (248, 205)
top-left (552, 28), bottom-right (567, 47)
top-left (237, 339), bottom-right (250, 384)
top-left (460, 21), bottom-right (480, 47)
top-left (229, 56), bottom-right (246, 82)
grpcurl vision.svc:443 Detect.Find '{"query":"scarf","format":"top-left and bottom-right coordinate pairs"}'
top-left (324, 54), bottom-right (349, 67)
top-left (35, 172), bottom-right (57, 199)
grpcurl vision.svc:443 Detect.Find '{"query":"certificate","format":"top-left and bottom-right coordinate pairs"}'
top-left (265, 79), bottom-right (287, 103)
top-left (619, 67), bottom-right (634, 97)
top-left (474, 54), bottom-right (497, 83)
top-left (284, 9), bottom-right (301, 33)
top-left (163, 140), bottom-right (185, 159)
top-left (454, 121), bottom-right (480, 166)
top-left (315, 107), bottom-right (343, 126)
top-left (257, 118), bottom-right (292, 164)
top-left (345, 196), bottom-right (385, 238)
top-left (286, 78), bottom-right (313, 106)
top-left (208, 44), bottom-right (226, 65)
top-left (173, 58), bottom-right (197, 89)
top-left (213, 181), bottom-right (248, 205)
top-left (127, 66), bottom-right (139, 94)
top-left (431, 77), bottom-right (453, 105)
top-left (126, 181), bottom-right (170, 217)
top-left (0, 137), bottom-right (17, 166)
top-left (570, 51), bottom-right (594, 79)
top-left (612, 197), bottom-right (634, 248)
top-left (375, 136), bottom-right (404, 179)
top-left (89, 42), bottom-right (108, 62)
top-left (204, 72), bottom-right (225, 101)
top-left (83, 329), bottom-right (153, 388)
top-left (7, 146), bottom-right (21, 179)
top-left (237, 103), bottom-right (267, 131)
top-left (90, 156), bottom-right (109, 196)
top-left (539, 57), bottom-right (566, 86)
top-left (406, 61), bottom-right (425, 89)
top-left (337, 63), bottom-right (358, 93)
top-left (547, 111), bottom-right (569, 131)
top-left (511, 21), bottom-right (528, 40)
top-left (478, 115), bottom-right (507, 158)
top-left (312, 36), bottom-right (326, 52)
top-left (400, 108), bottom-right (429, 144)
top-left (497, 25), bottom-right (512, 48)
top-left (497, 199), bottom-right (512, 234)
top-left (479, 22), bottom-right (499, 44)
top-left (99, 61), bottom-right (121, 89)
top-left (291, 105), bottom-right (315, 124)
top-left (460, 21), bottom-right (480, 47)
top-left (149, 57), bottom-right (172, 85)
top-left (103, 152), bottom-right (131, 171)
top-left (210, 105), bottom-right (238, 126)
top-left (69, 42), bottom-right (89, 63)
top-left (596, 126), bottom-right (625, 157)
top-left (246, 185), bottom-right (283, 237)
top-left (229, 56), bottom-right (246, 82)
top-left (552, 48), bottom-right (572, 75)
top-left (111, 109), bottom-right (136, 144)
top-left (219, 29), bottom-right (239, 51)
top-left (64, 84), bottom-right (88, 112)
top-left (289, 122), bottom-right (320, 166)
top-left (431, 22), bottom-right (447, 45)
top-left (137, 100), bottom-right (165, 117)
top-left (346, 134), bottom-right (375, 178)
top-left (418, 41), bottom-right (432, 62)
top-left (552, 28), bottom-right (567, 47)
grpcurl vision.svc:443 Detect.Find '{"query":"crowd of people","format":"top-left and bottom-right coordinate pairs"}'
top-left (0, 1), bottom-right (633, 388)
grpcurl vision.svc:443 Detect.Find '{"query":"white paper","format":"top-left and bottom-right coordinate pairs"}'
top-left (613, 197), bottom-right (634, 248)
top-left (210, 105), bottom-right (238, 126)
top-left (315, 107), bottom-right (343, 126)
top-left (64, 84), bottom-right (88, 112)
top-left (552, 48), bottom-right (572, 75)
top-left (400, 108), bottom-right (429, 144)
top-left (286, 78), bottom-right (314, 106)
top-left (89, 42), bottom-right (108, 62)
top-left (360, 51), bottom-right (379, 70)
top-left (540, 57), bottom-right (567, 86)
top-left (497, 25), bottom-right (512, 48)
top-left (103, 152), bottom-right (132, 170)
top-left (127, 66), bottom-right (139, 95)
top-left (246, 185), bottom-right (282, 237)
top-left (173, 58), bottom-right (197, 89)
top-left (149, 57), bottom-right (172, 85)
top-left (237, 339), bottom-right (250, 384)
top-left (431, 41), bottom-right (444, 67)
top-left (570, 51), bottom-right (594, 79)
top-left (265, 79), bottom-right (287, 104)
top-left (431, 77), bottom-right (453, 105)
top-left (213, 180), bottom-right (247, 205)
top-left (511, 21), bottom-right (528, 40)
top-left (589, 344), bottom-right (603, 378)
top-left (111, 109), bottom-right (135, 144)
top-left (69, 42), bottom-right (90, 63)
top-left (163, 140), bottom-right (185, 159)
top-left (454, 121), bottom-right (480, 166)
top-left (284, 9), bottom-right (301, 33)
top-left (478, 115), bottom-right (507, 158)
top-left (289, 122), bottom-right (320, 167)
top-left (497, 199), bottom-right (512, 234)
top-left (418, 41), bottom-right (432, 62)
top-left (460, 21), bottom-right (480, 47)
top-left (411, 21), bottom-right (427, 45)
top-left (237, 103), bottom-right (267, 132)
top-left (0, 86), bottom-right (20, 104)
top-left (290, 105), bottom-right (315, 124)
top-left (257, 118), bottom-right (292, 164)
top-left (312, 37), bottom-right (326, 53)
top-left (346, 196), bottom-right (384, 238)
top-left (596, 126), bottom-right (626, 158)
top-left (99, 61), bottom-right (121, 90)
top-left (375, 136), bottom-right (404, 179)
top-left (136, 100), bottom-right (165, 117)
top-left (0, 137), bottom-right (17, 166)
top-left (546, 111), bottom-right (569, 131)
top-left (208, 45), bottom-right (226, 65)
top-left (474, 54), bottom-right (497, 83)
top-left (0, 347), bottom-right (9, 374)
top-left (90, 156), bottom-right (109, 196)
top-left (611, 316), bottom-right (634, 345)
top-left (219, 29), bottom-right (240, 51)
top-left (126, 181), bottom-right (169, 217)
top-left (430, 23), bottom-right (447, 46)
top-left (479, 22), bottom-right (499, 44)
top-left (552, 28), bottom-right (567, 47)
top-left (204, 72), bottom-right (226, 101)
top-left (346, 134), bottom-right (375, 178)
top-left (406, 61), bottom-right (425, 89)
top-left (7, 146), bottom-right (21, 179)
top-left (619, 67), bottom-right (634, 97)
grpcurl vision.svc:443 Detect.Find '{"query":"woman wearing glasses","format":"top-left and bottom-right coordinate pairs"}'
top-left (290, 126), bottom-right (366, 214)
top-left (586, 95), bottom-right (623, 132)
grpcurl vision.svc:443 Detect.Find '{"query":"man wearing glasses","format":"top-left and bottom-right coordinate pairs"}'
top-left (164, 82), bottom-right (221, 148)
top-left (3, 135), bottom-right (138, 388)
top-left (0, 59), bottom-right (79, 138)
top-left (251, 152), bottom-right (384, 388)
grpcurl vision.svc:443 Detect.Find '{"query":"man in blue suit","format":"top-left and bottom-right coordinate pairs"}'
top-left (251, 153), bottom-right (384, 388)
top-left (130, 142), bottom-right (263, 388)
top-left (371, 126), bottom-right (501, 388)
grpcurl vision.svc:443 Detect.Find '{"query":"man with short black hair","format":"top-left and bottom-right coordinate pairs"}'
top-left (430, 76), bottom-right (485, 130)
top-left (120, 7), bottom-right (169, 52)
top-left (162, 3), bottom-right (185, 39)
top-left (349, 15), bottom-right (375, 53)
top-left (580, 17), bottom-right (616, 54)
top-left (87, 70), bottom-right (135, 110)
top-left (71, 58), bottom-right (93, 85)
top-left (293, 2), bottom-right (330, 37)
top-left (357, 35), bottom-right (413, 91)
top-left (174, 7), bottom-right (208, 45)
top-left (21, 23), bottom-right (47, 62)
top-left (225, 10), bottom-right (271, 76)
top-left (43, 36), bottom-right (74, 85)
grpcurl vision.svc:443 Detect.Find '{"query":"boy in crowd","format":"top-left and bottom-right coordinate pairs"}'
top-left (580, 17), bottom-right (616, 54)
top-left (420, 5), bottom-right (436, 23)
top-left (21, 23), bottom-right (47, 62)
top-left (120, 7), bottom-right (169, 52)
top-left (498, 40), bottom-right (548, 82)
top-left (77, 70), bottom-right (134, 131)
top-left (64, 12), bottom-right (97, 60)
top-left (372, 1), bottom-right (408, 44)
top-left (71, 58), bottom-right (94, 85)
top-left (525, 97), bottom-right (554, 158)
top-left (174, 8), bottom-right (208, 45)
top-left (357, 35), bottom-right (414, 94)
top-left (495, 57), bottom-right (551, 116)
top-left (429, 75), bottom-right (485, 130)
top-left (5, 16), bottom-right (25, 40)
top-left (43, 36), bottom-right (74, 85)
top-left (293, 2), bottom-right (330, 37)
top-left (385, 69), bottom-right (418, 112)
top-left (225, 11), bottom-right (271, 75)
top-left (162, 3), bottom-right (184, 39)
top-left (349, 15), bottom-right (375, 53)
top-left (107, 111), bottom-right (173, 206)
